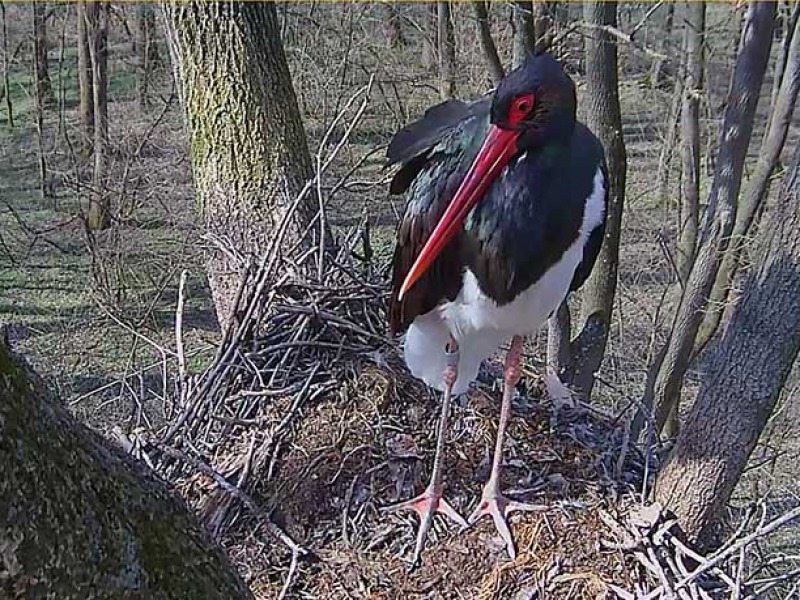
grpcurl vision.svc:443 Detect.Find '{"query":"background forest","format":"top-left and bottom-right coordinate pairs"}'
top-left (1, 1), bottom-right (800, 598)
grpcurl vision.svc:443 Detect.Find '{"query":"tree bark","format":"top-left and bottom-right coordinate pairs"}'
top-left (437, 1), bottom-right (456, 100)
top-left (33, 0), bottom-right (53, 106)
top-left (677, 2), bottom-right (706, 284)
top-left (547, 301), bottom-right (573, 378)
top-left (386, 3), bottom-right (406, 48)
top-left (570, 0), bottom-right (627, 398)
top-left (163, 2), bottom-right (315, 330)
top-left (0, 339), bottom-right (253, 598)
top-left (31, 2), bottom-right (48, 202)
top-left (86, 2), bottom-right (110, 231)
top-left (511, 0), bottom-right (536, 69)
top-left (694, 5), bottom-right (800, 356)
top-left (422, 3), bottom-right (438, 71)
top-left (654, 143), bottom-right (800, 548)
top-left (659, 12), bottom-right (706, 439)
top-left (637, 1), bottom-right (776, 439)
top-left (137, 3), bottom-right (161, 109)
top-left (532, 2), bottom-right (551, 57)
top-left (651, 2), bottom-right (674, 89)
top-left (473, 0), bottom-right (504, 85)
top-left (770, 1), bottom-right (799, 113)
top-left (548, 2), bottom-right (568, 58)
top-left (77, 0), bottom-right (94, 153)
top-left (0, 1), bottom-right (11, 128)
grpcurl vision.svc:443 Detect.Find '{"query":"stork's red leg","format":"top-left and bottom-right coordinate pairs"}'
top-left (382, 339), bottom-right (467, 567)
top-left (468, 335), bottom-right (545, 559)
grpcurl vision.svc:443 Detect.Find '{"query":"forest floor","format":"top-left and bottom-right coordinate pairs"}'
top-left (2, 4), bottom-right (799, 598)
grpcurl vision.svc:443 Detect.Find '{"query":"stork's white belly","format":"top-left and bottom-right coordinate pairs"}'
top-left (440, 244), bottom-right (582, 340)
top-left (402, 168), bottom-right (606, 394)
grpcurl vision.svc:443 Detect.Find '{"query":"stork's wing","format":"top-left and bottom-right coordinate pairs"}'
top-left (387, 97), bottom-right (491, 335)
top-left (568, 127), bottom-right (609, 294)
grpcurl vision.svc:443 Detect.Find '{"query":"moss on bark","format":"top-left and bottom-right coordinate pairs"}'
top-left (0, 341), bottom-right (252, 599)
top-left (163, 3), bottom-right (316, 329)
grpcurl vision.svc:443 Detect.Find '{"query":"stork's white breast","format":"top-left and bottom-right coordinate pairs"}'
top-left (438, 167), bottom-right (606, 341)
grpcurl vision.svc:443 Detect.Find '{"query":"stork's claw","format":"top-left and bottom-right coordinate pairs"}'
top-left (468, 480), bottom-right (545, 559)
top-left (383, 484), bottom-right (468, 567)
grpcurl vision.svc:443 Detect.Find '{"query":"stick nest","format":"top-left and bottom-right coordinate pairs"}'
top-left (124, 223), bottom-right (759, 600)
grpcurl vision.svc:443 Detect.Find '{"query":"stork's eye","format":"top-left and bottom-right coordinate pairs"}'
top-left (508, 93), bottom-right (535, 126)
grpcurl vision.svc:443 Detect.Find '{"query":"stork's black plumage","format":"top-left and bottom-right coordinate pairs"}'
top-left (387, 56), bottom-right (607, 336)
top-left (382, 53), bottom-right (609, 566)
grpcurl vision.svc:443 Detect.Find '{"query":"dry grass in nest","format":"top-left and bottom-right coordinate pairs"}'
top-left (272, 362), bottom-right (645, 599)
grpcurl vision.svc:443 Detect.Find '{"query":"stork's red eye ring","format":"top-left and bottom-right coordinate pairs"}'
top-left (508, 93), bottom-right (535, 126)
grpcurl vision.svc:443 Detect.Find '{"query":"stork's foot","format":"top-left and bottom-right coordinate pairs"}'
top-left (383, 484), bottom-right (468, 567)
top-left (468, 480), bottom-right (545, 560)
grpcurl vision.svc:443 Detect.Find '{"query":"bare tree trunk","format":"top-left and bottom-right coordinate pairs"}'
top-left (437, 1), bottom-right (455, 100)
top-left (677, 1), bottom-right (706, 284)
top-left (0, 339), bottom-right (253, 598)
top-left (473, 0), bottom-right (504, 85)
top-left (570, 0), bottom-right (627, 398)
top-left (86, 2), bottom-right (110, 231)
top-left (163, 2), bottom-right (316, 330)
top-left (511, 0), bottom-right (535, 69)
top-left (137, 3), bottom-right (161, 109)
top-left (695, 9), bottom-right (800, 356)
top-left (661, 6), bottom-right (702, 438)
top-left (634, 1), bottom-right (776, 440)
top-left (55, 4), bottom-right (70, 144)
top-left (422, 3), bottom-right (438, 70)
top-left (386, 3), bottom-right (406, 48)
top-left (651, 2), bottom-right (674, 88)
top-left (33, 0), bottom-right (53, 107)
top-left (77, 0), bottom-right (93, 153)
top-left (33, 2), bottom-right (52, 104)
top-left (0, 1), bottom-right (12, 128)
top-left (654, 144), bottom-right (800, 548)
top-left (547, 301), bottom-right (573, 378)
top-left (770, 1), bottom-right (799, 113)
top-left (31, 3), bottom-right (48, 202)
top-left (655, 36), bottom-right (685, 212)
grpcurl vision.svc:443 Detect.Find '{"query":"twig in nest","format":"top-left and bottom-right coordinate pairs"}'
top-left (175, 269), bottom-right (189, 407)
top-left (678, 506), bottom-right (800, 590)
top-left (315, 75), bottom-right (375, 280)
top-left (150, 71), bottom-right (391, 597)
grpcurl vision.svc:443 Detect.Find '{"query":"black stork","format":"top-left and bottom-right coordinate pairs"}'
top-left (383, 53), bottom-right (608, 565)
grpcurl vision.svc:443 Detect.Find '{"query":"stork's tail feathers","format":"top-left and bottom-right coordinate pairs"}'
top-left (402, 313), bottom-right (504, 395)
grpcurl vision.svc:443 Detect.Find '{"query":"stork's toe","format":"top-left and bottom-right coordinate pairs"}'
top-left (468, 482), bottom-right (546, 559)
top-left (383, 485), bottom-right (467, 567)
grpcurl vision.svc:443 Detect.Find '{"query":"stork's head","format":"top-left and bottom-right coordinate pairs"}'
top-left (491, 53), bottom-right (577, 150)
top-left (398, 54), bottom-right (577, 301)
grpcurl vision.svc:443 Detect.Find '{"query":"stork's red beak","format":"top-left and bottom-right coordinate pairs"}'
top-left (398, 125), bottom-right (520, 300)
